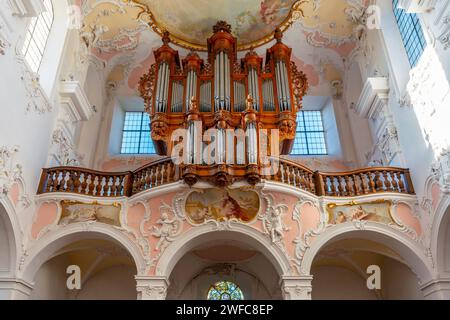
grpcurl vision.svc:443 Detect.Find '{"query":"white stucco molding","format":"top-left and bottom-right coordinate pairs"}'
top-left (8, 0), bottom-right (45, 17)
top-left (20, 223), bottom-right (147, 283)
top-left (281, 275), bottom-right (313, 300)
top-left (301, 222), bottom-right (434, 285)
top-left (398, 0), bottom-right (437, 13)
top-left (0, 277), bottom-right (34, 299)
top-left (420, 278), bottom-right (450, 299)
top-left (59, 80), bottom-right (94, 122)
top-left (354, 77), bottom-right (390, 119)
top-left (135, 276), bottom-right (169, 300)
top-left (155, 223), bottom-right (292, 279)
top-left (430, 194), bottom-right (450, 274)
top-left (0, 196), bottom-right (22, 277)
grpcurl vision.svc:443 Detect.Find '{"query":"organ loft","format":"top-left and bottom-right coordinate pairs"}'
top-left (138, 21), bottom-right (308, 186)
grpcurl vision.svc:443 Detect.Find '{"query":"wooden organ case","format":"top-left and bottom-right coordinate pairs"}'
top-left (139, 21), bottom-right (308, 186)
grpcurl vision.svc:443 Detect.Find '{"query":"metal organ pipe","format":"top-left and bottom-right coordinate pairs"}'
top-left (214, 51), bottom-right (231, 111)
top-left (275, 60), bottom-right (291, 112)
top-left (156, 62), bottom-right (170, 113)
top-left (281, 61), bottom-right (290, 111)
top-left (186, 70), bottom-right (197, 108)
top-left (247, 123), bottom-right (257, 164)
top-left (248, 67), bottom-right (259, 111)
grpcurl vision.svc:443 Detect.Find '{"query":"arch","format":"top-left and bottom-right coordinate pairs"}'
top-left (431, 195), bottom-right (450, 275)
top-left (21, 223), bottom-right (146, 283)
top-left (301, 223), bottom-right (433, 284)
top-left (0, 198), bottom-right (21, 277)
top-left (156, 224), bottom-right (291, 279)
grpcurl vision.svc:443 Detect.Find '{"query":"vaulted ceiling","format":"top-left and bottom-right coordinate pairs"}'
top-left (79, 0), bottom-right (369, 98)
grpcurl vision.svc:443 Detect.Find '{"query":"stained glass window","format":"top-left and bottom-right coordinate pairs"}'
top-left (121, 112), bottom-right (156, 154)
top-left (21, 0), bottom-right (54, 72)
top-left (207, 281), bottom-right (244, 300)
top-left (291, 111), bottom-right (327, 155)
top-left (393, 0), bottom-right (426, 67)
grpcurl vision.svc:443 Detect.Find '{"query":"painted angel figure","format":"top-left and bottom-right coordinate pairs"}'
top-left (265, 204), bottom-right (289, 243)
top-left (152, 210), bottom-right (181, 252)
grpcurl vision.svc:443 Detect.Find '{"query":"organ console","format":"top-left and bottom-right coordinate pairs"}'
top-left (139, 21), bottom-right (309, 186)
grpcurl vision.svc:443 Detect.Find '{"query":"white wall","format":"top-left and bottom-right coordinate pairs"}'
top-left (312, 265), bottom-right (378, 300)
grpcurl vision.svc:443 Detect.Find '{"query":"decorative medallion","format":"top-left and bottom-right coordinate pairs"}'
top-left (59, 200), bottom-right (122, 227)
top-left (326, 200), bottom-right (397, 225)
top-left (185, 188), bottom-right (260, 224)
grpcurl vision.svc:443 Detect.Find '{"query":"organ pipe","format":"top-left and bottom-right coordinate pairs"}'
top-left (141, 23), bottom-right (308, 160)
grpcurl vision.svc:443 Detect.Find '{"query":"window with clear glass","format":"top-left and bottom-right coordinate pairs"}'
top-left (207, 281), bottom-right (244, 300)
top-left (121, 112), bottom-right (156, 154)
top-left (392, 0), bottom-right (426, 67)
top-left (21, 0), bottom-right (54, 73)
top-left (291, 111), bottom-right (327, 155)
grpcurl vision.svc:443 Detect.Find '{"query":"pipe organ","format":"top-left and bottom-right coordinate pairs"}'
top-left (139, 22), bottom-right (308, 186)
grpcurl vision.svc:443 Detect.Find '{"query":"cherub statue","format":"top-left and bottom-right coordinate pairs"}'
top-left (152, 210), bottom-right (181, 252)
top-left (264, 204), bottom-right (289, 243)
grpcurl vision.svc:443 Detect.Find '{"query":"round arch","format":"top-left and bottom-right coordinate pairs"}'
top-left (431, 196), bottom-right (450, 274)
top-left (301, 223), bottom-right (433, 284)
top-left (0, 198), bottom-right (22, 276)
top-left (155, 224), bottom-right (292, 279)
top-left (21, 223), bottom-right (146, 283)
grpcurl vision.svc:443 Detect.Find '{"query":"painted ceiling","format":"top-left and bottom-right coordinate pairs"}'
top-left (78, 0), bottom-right (369, 98)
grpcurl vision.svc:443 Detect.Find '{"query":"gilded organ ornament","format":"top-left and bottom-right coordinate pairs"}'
top-left (139, 21), bottom-right (308, 186)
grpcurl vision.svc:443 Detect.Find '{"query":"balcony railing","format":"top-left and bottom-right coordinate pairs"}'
top-left (37, 157), bottom-right (415, 198)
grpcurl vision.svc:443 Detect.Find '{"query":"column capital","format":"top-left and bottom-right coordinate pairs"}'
top-left (420, 278), bottom-right (450, 299)
top-left (135, 276), bottom-right (170, 300)
top-left (0, 277), bottom-right (34, 300)
top-left (280, 275), bottom-right (313, 300)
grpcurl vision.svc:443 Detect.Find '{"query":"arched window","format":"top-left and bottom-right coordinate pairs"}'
top-left (291, 111), bottom-right (327, 156)
top-left (392, 0), bottom-right (426, 67)
top-left (121, 112), bottom-right (156, 154)
top-left (21, 0), bottom-right (54, 72)
top-left (207, 281), bottom-right (244, 300)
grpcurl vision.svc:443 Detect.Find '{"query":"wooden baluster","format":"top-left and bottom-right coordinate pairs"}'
top-left (383, 171), bottom-right (393, 191)
top-left (291, 168), bottom-right (297, 187)
top-left (73, 171), bottom-right (81, 194)
top-left (132, 172), bottom-right (140, 194)
top-left (329, 177), bottom-right (336, 196)
top-left (323, 176), bottom-right (331, 196)
top-left (105, 176), bottom-right (112, 197)
top-left (398, 172), bottom-right (406, 193)
top-left (52, 170), bottom-right (59, 191)
top-left (352, 174), bottom-right (360, 195)
top-left (309, 173), bottom-right (315, 194)
top-left (368, 172), bottom-right (376, 193)
top-left (359, 173), bottom-right (368, 194)
top-left (45, 171), bottom-right (54, 192)
top-left (166, 163), bottom-right (173, 183)
top-left (88, 174), bottom-right (95, 195)
top-left (375, 171), bottom-right (383, 191)
top-left (152, 167), bottom-right (158, 187)
top-left (111, 176), bottom-right (116, 196)
top-left (143, 169), bottom-right (150, 190)
top-left (62, 171), bottom-right (69, 192)
top-left (337, 177), bottom-right (344, 196)
top-left (391, 172), bottom-right (399, 192)
top-left (160, 165), bottom-right (165, 185)
top-left (78, 172), bottom-right (87, 194)
top-left (95, 176), bottom-right (102, 196)
top-left (66, 171), bottom-right (73, 192)
top-left (344, 175), bottom-right (351, 196)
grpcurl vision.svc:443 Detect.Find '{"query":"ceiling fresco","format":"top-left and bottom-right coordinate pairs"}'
top-left (78, 0), bottom-right (369, 98)
top-left (132, 0), bottom-right (299, 50)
